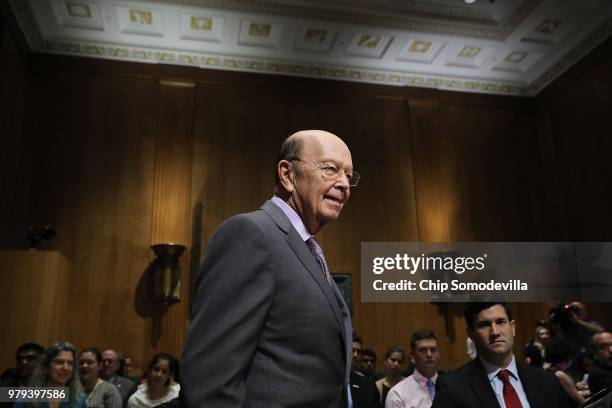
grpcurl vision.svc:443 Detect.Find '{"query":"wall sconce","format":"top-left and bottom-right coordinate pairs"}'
top-left (27, 225), bottom-right (56, 250)
top-left (151, 243), bottom-right (186, 305)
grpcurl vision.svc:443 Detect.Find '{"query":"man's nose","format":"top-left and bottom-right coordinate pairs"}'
top-left (335, 171), bottom-right (350, 189)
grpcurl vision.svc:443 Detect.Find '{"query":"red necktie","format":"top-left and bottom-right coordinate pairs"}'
top-left (497, 369), bottom-right (523, 408)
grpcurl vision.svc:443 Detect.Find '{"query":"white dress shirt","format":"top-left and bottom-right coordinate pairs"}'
top-left (480, 355), bottom-right (531, 408)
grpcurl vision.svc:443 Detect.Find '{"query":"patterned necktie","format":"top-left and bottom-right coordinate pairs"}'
top-left (497, 369), bottom-right (523, 408)
top-left (427, 378), bottom-right (435, 401)
top-left (305, 237), bottom-right (333, 286)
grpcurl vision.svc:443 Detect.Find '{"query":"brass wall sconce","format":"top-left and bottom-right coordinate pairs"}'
top-left (151, 243), bottom-right (186, 305)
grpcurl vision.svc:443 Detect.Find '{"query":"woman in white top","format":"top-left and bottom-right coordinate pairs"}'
top-left (127, 353), bottom-right (179, 408)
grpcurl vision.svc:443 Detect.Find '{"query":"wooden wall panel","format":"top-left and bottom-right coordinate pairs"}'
top-left (149, 80), bottom-right (195, 357)
top-left (1, 32), bottom-right (609, 375)
top-left (0, 251), bottom-right (71, 372)
top-left (20, 71), bottom-right (159, 374)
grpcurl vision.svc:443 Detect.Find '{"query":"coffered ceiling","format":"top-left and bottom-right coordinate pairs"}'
top-left (7, 0), bottom-right (612, 96)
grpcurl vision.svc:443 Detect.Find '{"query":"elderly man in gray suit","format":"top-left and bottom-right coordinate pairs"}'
top-left (182, 130), bottom-right (359, 407)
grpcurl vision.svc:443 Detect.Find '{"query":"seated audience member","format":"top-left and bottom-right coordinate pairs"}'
top-left (118, 356), bottom-right (138, 383)
top-left (0, 343), bottom-right (44, 387)
top-left (78, 348), bottom-right (122, 408)
top-left (385, 330), bottom-right (441, 408)
top-left (524, 324), bottom-right (551, 368)
top-left (376, 347), bottom-right (406, 407)
top-left (350, 334), bottom-right (380, 408)
top-left (588, 331), bottom-right (612, 395)
top-left (16, 342), bottom-right (85, 408)
top-left (127, 353), bottom-right (180, 408)
top-left (361, 349), bottom-right (377, 377)
top-left (574, 349), bottom-right (594, 398)
top-left (432, 302), bottom-right (574, 408)
top-left (551, 302), bottom-right (603, 352)
top-left (100, 350), bottom-right (137, 407)
top-left (523, 342), bottom-right (544, 369)
top-left (545, 338), bottom-right (585, 405)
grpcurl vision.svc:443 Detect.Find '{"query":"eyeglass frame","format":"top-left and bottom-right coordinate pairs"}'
top-left (288, 158), bottom-right (360, 187)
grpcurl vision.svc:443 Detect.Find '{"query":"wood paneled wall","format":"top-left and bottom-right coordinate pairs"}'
top-left (1, 22), bottom-right (611, 374)
top-left (0, 17), bottom-right (31, 250)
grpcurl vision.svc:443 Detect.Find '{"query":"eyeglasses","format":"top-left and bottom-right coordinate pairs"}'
top-left (291, 158), bottom-right (360, 187)
top-left (352, 348), bottom-right (363, 354)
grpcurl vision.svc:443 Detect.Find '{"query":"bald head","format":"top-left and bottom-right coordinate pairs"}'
top-left (276, 130), bottom-right (347, 182)
top-left (275, 130), bottom-right (354, 234)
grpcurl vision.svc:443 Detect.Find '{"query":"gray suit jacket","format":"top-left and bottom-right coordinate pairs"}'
top-left (182, 200), bottom-right (352, 407)
top-left (109, 375), bottom-right (136, 408)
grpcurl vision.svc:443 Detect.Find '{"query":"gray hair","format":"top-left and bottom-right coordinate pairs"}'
top-left (275, 133), bottom-right (305, 184)
top-left (30, 342), bottom-right (83, 408)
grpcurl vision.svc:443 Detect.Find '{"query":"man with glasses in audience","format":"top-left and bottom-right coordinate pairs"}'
top-left (183, 130), bottom-right (358, 407)
top-left (100, 349), bottom-right (136, 407)
top-left (0, 343), bottom-right (44, 387)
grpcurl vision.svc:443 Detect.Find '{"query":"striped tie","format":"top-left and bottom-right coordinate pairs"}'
top-left (305, 237), bottom-right (333, 286)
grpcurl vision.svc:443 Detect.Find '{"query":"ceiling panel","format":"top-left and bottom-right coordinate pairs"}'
top-left (7, 0), bottom-right (612, 96)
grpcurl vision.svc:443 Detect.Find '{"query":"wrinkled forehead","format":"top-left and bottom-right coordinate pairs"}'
top-left (301, 133), bottom-right (352, 164)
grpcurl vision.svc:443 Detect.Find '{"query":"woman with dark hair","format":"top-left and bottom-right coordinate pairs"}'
top-left (15, 342), bottom-right (85, 408)
top-left (126, 354), bottom-right (179, 408)
top-left (78, 348), bottom-right (121, 408)
top-left (376, 346), bottom-right (406, 406)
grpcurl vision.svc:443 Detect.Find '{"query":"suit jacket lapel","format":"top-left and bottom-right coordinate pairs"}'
top-left (517, 363), bottom-right (542, 407)
top-left (467, 359), bottom-right (502, 408)
top-left (260, 201), bottom-right (347, 335)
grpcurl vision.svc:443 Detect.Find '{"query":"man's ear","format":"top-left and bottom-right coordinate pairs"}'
top-left (511, 319), bottom-right (516, 337)
top-left (278, 160), bottom-right (295, 193)
top-left (466, 326), bottom-right (475, 342)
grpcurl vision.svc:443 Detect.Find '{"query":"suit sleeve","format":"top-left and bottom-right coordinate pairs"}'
top-left (181, 215), bottom-right (274, 408)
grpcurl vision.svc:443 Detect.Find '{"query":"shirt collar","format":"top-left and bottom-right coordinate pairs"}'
top-left (481, 354), bottom-right (519, 382)
top-left (412, 368), bottom-right (438, 386)
top-left (271, 195), bottom-right (311, 241)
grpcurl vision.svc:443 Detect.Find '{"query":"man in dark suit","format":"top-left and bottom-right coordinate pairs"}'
top-left (432, 302), bottom-right (574, 408)
top-left (100, 349), bottom-right (136, 407)
top-left (182, 130), bottom-right (358, 407)
top-left (350, 334), bottom-right (381, 408)
top-left (589, 331), bottom-right (612, 395)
